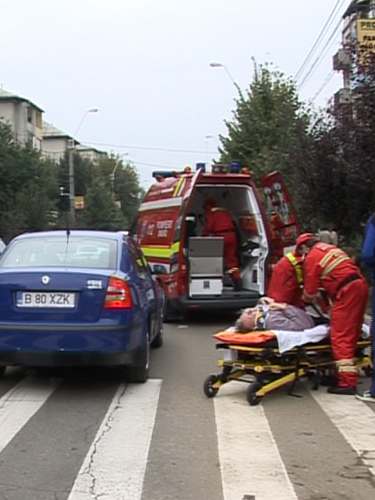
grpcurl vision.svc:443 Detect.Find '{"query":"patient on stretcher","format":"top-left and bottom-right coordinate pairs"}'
top-left (235, 297), bottom-right (315, 333)
top-left (213, 297), bottom-right (330, 353)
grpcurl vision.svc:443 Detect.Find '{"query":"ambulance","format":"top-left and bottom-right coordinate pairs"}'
top-left (131, 163), bottom-right (299, 321)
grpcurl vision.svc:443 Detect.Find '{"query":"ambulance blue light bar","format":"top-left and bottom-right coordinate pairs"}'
top-left (230, 162), bottom-right (240, 173)
top-left (196, 162), bottom-right (206, 172)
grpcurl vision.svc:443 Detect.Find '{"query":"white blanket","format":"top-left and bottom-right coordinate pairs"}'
top-left (273, 324), bottom-right (330, 353)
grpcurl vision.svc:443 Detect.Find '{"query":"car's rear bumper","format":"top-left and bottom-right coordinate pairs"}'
top-left (0, 321), bottom-right (145, 368)
top-left (178, 290), bottom-right (261, 312)
top-left (0, 349), bottom-right (142, 368)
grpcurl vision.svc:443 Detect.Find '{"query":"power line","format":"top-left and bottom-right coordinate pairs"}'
top-left (79, 140), bottom-right (217, 155)
top-left (298, 17), bottom-right (343, 91)
top-left (295, 0), bottom-right (347, 82)
top-left (312, 70), bottom-right (336, 102)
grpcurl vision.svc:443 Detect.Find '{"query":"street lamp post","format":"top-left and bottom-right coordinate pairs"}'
top-left (109, 153), bottom-right (129, 194)
top-left (205, 135), bottom-right (215, 166)
top-left (209, 62), bottom-right (242, 95)
top-left (68, 108), bottom-right (99, 222)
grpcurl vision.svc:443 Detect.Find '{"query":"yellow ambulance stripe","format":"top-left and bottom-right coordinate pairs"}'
top-left (141, 242), bottom-right (180, 259)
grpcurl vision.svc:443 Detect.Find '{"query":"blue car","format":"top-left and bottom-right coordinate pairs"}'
top-left (0, 230), bottom-right (164, 382)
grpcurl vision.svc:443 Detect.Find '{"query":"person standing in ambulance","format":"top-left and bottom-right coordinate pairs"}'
top-left (298, 233), bottom-right (369, 395)
top-left (202, 198), bottom-right (242, 290)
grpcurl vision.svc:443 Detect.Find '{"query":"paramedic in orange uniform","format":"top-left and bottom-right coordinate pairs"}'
top-left (267, 245), bottom-right (305, 308)
top-left (298, 233), bottom-right (369, 395)
top-left (202, 198), bottom-right (242, 290)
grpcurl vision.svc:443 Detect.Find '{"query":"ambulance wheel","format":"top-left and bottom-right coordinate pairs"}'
top-left (163, 299), bottom-right (180, 323)
top-left (247, 380), bottom-right (262, 406)
top-left (204, 375), bottom-right (220, 398)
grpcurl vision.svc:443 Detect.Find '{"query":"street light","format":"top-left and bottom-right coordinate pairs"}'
top-left (110, 153), bottom-right (129, 194)
top-left (209, 62), bottom-right (242, 94)
top-left (205, 135), bottom-right (215, 166)
top-left (68, 108), bottom-right (99, 221)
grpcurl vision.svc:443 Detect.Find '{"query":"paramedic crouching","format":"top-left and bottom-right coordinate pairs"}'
top-left (202, 198), bottom-right (242, 290)
top-left (298, 233), bottom-right (369, 395)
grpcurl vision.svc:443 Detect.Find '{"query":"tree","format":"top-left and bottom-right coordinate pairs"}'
top-left (81, 173), bottom-right (126, 230)
top-left (98, 155), bottom-right (145, 228)
top-left (289, 47), bottom-right (375, 243)
top-left (0, 121), bottom-right (59, 241)
top-left (219, 61), bottom-right (311, 183)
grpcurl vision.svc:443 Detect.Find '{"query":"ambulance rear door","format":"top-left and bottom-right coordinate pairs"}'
top-left (259, 171), bottom-right (300, 259)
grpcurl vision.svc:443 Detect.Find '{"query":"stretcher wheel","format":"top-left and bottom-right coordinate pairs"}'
top-left (203, 375), bottom-right (220, 398)
top-left (246, 380), bottom-right (262, 406)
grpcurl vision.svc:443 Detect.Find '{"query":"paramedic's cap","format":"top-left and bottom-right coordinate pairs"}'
top-left (296, 233), bottom-right (315, 248)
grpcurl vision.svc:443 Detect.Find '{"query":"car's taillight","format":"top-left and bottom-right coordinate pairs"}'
top-left (104, 277), bottom-right (132, 309)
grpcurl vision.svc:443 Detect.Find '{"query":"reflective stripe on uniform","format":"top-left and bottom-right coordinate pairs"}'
top-left (335, 359), bottom-right (358, 373)
top-left (285, 252), bottom-right (303, 284)
top-left (319, 248), bottom-right (350, 279)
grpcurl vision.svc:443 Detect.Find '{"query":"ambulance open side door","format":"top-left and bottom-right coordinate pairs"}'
top-left (259, 171), bottom-right (300, 259)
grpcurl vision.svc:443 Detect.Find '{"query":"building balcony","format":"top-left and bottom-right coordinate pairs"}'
top-left (333, 49), bottom-right (351, 71)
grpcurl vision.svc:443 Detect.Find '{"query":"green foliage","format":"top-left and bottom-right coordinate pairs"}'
top-left (0, 121), bottom-right (59, 241)
top-left (220, 61), bottom-right (310, 182)
top-left (98, 155), bottom-right (145, 228)
top-left (81, 175), bottom-right (126, 230)
top-left (218, 56), bottom-right (375, 245)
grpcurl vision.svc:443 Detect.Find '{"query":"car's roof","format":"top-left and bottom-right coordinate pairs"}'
top-left (12, 230), bottom-right (126, 242)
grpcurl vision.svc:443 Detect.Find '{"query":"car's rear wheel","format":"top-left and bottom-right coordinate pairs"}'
top-left (126, 328), bottom-right (150, 383)
top-left (151, 298), bottom-right (164, 348)
top-left (0, 366), bottom-right (6, 378)
top-left (151, 319), bottom-right (163, 348)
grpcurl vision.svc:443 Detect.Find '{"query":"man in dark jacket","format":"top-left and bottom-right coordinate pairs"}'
top-left (356, 214), bottom-right (375, 403)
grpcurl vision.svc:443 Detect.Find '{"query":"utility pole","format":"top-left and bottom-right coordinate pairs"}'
top-left (68, 140), bottom-right (75, 223)
top-left (68, 108), bottom-right (99, 223)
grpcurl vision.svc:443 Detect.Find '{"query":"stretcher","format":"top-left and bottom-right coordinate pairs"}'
top-left (203, 326), bottom-right (373, 406)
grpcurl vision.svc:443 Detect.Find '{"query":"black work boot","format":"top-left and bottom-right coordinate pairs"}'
top-left (327, 386), bottom-right (357, 395)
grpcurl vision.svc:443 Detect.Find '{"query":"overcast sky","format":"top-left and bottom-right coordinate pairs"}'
top-left (0, 0), bottom-right (350, 188)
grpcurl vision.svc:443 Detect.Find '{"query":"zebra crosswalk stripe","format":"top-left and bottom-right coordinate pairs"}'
top-left (214, 383), bottom-right (298, 500)
top-left (0, 377), bottom-right (61, 453)
top-left (68, 379), bottom-right (162, 500)
top-left (310, 388), bottom-right (375, 477)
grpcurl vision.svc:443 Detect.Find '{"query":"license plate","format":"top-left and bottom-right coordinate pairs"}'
top-left (16, 291), bottom-right (76, 308)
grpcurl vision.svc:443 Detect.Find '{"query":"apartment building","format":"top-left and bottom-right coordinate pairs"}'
top-left (0, 88), bottom-right (43, 149)
top-left (333, 0), bottom-right (375, 105)
top-left (0, 88), bottom-right (105, 163)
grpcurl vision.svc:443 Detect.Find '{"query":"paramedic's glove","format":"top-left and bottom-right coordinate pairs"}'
top-left (268, 301), bottom-right (287, 311)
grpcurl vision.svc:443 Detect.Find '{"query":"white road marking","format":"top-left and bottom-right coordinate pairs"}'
top-left (0, 378), bottom-right (61, 452)
top-left (68, 379), bottom-right (162, 500)
top-left (214, 382), bottom-right (298, 500)
top-left (310, 387), bottom-right (375, 476)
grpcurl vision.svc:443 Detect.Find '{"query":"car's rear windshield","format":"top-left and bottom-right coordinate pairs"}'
top-left (0, 236), bottom-right (118, 269)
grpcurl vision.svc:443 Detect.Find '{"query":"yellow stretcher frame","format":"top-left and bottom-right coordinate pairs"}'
top-left (203, 339), bottom-right (373, 406)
